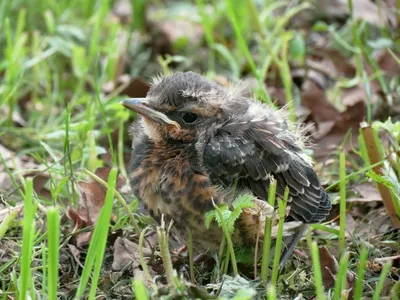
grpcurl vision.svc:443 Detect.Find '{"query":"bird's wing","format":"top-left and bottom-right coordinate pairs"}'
top-left (202, 114), bottom-right (330, 223)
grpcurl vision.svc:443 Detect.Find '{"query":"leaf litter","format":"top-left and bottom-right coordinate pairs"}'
top-left (1, 0), bottom-right (400, 298)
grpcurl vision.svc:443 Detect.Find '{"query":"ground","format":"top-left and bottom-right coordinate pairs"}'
top-left (0, 0), bottom-right (400, 299)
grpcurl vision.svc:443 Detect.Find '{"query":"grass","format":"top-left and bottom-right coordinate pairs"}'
top-left (19, 178), bottom-right (36, 300)
top-left (1, 0), bottom-right (399, 299)
top-left (46, 207), bottom-right (60, 300)
top-left (261, 178), bottom-right (277, 284)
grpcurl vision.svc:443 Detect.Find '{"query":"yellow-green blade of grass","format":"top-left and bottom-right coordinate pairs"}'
top-left (75, 167), bottom-right (118, 299)
top-left (19, 177), bottom-right (37, 299)
top-left (47, 207), bottom-right (60, 300)
top-left (132, 279), bottom-right (149, 300)
top-left (195, 0), bottom-right (216, 74)
top-left (0, 204), bottom-right (23, 239)
top-left (372, 261), bottom-right (393, 300)
top-left (261, 178), bottom-right (277, 284)
top-left (333, 252), bottom-right (350, 300)
top-left (353, 245), bottom-right (368, 299)
top-left (225, 0), bottom-right (271, 104)
top-left (41, 243), bottom-right (47, 295)
top-left (267, 285), bottom-right (277, 300)
top-left (311, 241), bottom-right (326, 300)
top-left (339, 151), bottom-right (347, 255)
top-left (270, 187), bottom-right (289, 286)
top-left (390, 281), bottom-right (400, 300)
top-left (88, 167), bottom-right (118, 300)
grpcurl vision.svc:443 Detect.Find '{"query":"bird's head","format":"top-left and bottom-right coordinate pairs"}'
top-left (121, 72), bottom-right (249, 142)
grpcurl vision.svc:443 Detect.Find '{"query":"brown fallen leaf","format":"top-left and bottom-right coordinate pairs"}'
top-left (25, 171), bottom-right (52, 200)
top-left (112, 236), bottom-right (158, 283)
top-left (308, 49), bottom-right (356, 81)
top-left (67, 167), bottom-right (125, 247)
top-left (376, 50), bottom-right (400, 80)
top-left (349, 182), bottom-right (382, 203)
top-left (301, 80), bottom-right (342, 127)
top-left (319, 246), bottom-right (355, 293)
top-left (315, 0), bottom-right (397, 27)
top-left (112, 237), bottom-right (143, 271)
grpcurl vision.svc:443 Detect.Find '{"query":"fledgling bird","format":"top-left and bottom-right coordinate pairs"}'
top-left (122, 72), bottom-right (331, 267)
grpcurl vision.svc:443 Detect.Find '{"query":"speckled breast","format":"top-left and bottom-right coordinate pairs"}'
top-left (129, 138), bottom-right (225, 250)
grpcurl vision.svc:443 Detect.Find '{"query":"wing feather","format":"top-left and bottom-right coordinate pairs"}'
top-left (202, 113), bottom-right (331, 223)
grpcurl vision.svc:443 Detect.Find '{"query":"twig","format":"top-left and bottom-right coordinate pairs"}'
top-left (361, 123), bottom-right (400, 228)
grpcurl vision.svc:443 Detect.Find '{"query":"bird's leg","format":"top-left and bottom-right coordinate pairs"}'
top-left (279, 224), bottom-right (308, 270)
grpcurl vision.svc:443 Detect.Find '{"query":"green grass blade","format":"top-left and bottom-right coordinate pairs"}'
top-left (196, 0), bottom-right (216, 74)
top-left (271, 188), bottom-right (289, 286)
top-left (372, 261), bottom-right (393, 300)
top-left (82, 169), bottom-right (140, 234)
top-left (267, 285), bottom-right (276, 300)
top-left (41, 243), bottom-right (47, 295)
top-left (88, 167), bottom-right (118, 299)
top-left (19, 178), bottom-right (37, 300)
top-left (75, 168), bottom-right (118, 299)
top-left (311, 241), bottom-right (326, 300)
top-left (333, 252), bottom-right (349, 300)
top-left (0, 204), bottom-right (23, 239)
top-left (47, 207), bottom-right (60, 300)
top-left (390, 281), bottom-right (400, 300)
top-left (118, 119), bottom-right (128, 179)
top-left (353, 245), bottom-right (368, 299)
top-left (225, 0), bottom-right (271, 104)
top-left (131, 0), bottom-right (147, 32)
top-left (261, 178), bottom-right (277, 284)
top-left (132, 280), bottom-right (149, 300)
top-left (339, 151), bottom-right (347, 255)
top-left (326, 160), bottom-right (385, 192)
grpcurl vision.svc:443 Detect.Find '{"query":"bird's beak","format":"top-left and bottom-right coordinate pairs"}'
top-left (120, 98), bottom-right (181, 129)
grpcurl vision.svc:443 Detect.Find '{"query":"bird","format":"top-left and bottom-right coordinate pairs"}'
top-left (122, 71), bottom-right (331, 268)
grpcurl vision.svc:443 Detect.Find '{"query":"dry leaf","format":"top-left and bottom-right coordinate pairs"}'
top-left (349, 182), bottom-right (382, 202)
top-left (319, 246), bottom-right (355, 292)
top-left (376, 50), bottom-right (400, 80)
top-left (112, 237), bottom-right (142, 271)
top-left (315, 0), bottom-right (397, 27)
top-left (302, 80), bottom-right (342, 126)
top-left (67, 167), bottom-right (125, 247)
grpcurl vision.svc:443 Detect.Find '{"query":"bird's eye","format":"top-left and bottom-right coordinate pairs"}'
top-left (182, 112), bottom-right (198, 124)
